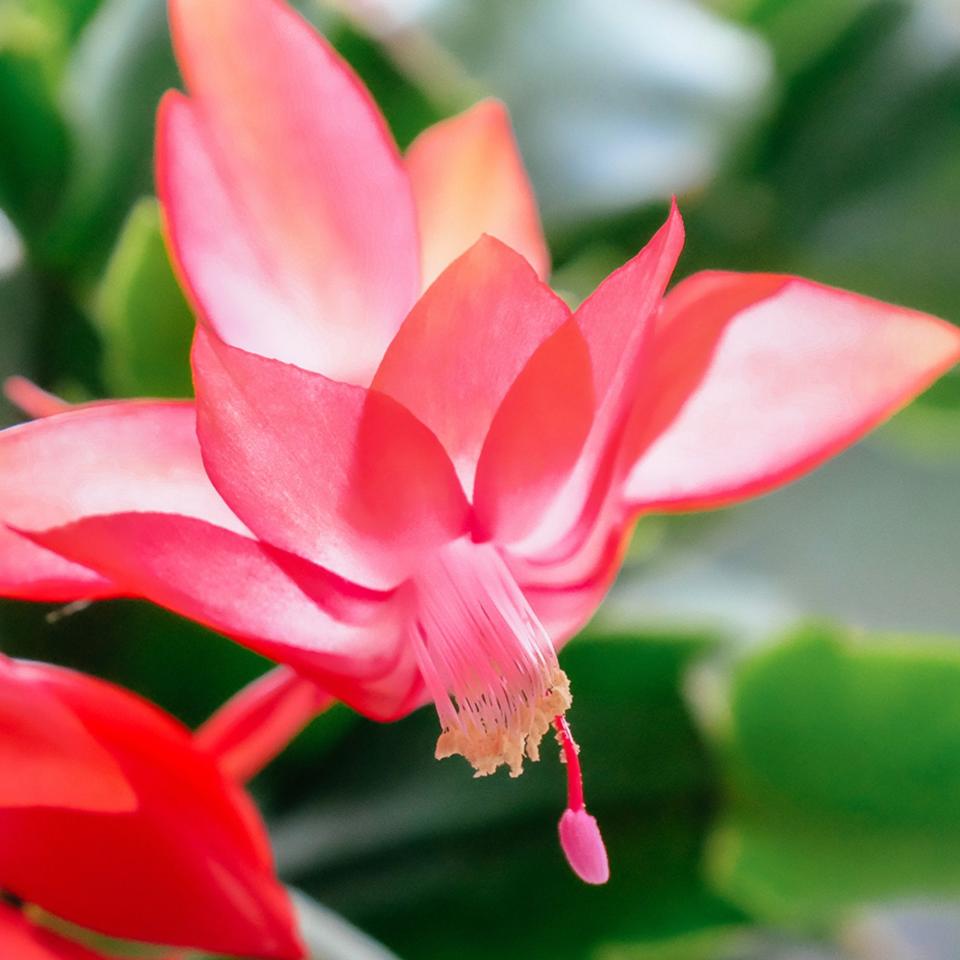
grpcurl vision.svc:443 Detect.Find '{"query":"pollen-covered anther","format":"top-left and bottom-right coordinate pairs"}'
top-left (412, 538), bottom-right (571, 778)
top-left (435, 666), bottom-right (571, 777)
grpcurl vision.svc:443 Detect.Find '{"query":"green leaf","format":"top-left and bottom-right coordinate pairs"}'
top-left (94, 196), bottom-right (194, 397)
top-left (709, 624), bottom-right (960, 926)
top-left (45, 0), bottom-right (181, 275)
top-left (31, 0), bottom-right (103, 42)
top-left (741, 0), bottom-right (872, 76)
top-left (0, 244), bottom-right (39, 426)
top-left (595, 926), bottom-right (751, 960)
top-left (0, 3), bottom-right (70, 238)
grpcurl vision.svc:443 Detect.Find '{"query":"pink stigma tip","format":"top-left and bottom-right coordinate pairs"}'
top-left (558, 807), bottom-right (610, 885)
top-left (553, 715), bottom-right (609, 884)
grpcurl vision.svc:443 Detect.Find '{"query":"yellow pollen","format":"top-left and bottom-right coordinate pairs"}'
top-left (435, 666), bottom-right (571, 777)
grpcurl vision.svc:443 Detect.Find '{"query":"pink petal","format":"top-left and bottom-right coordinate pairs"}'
top-left (28, 514), bottom-right (410, 697)
top-left (160, 0), bottom-right (419, 383)
top-left (0, 656), bottom-right (135, 813)
top-left (0, 400), bottom-right (419, 715)
top-left (0, 401), bottom-right (245, 535)
top-left (510, 513), bottom-right (633, 648)
top-left (481, 203), bottom-right (684, 551)
top-left (0, 525), bottom-right (116, 602)
top-left (4, 376), bottom-right (71, 418)
top-left (624, 272), bottom-right (960, 510)
top-left (192, 326), bottom-right (470, 589)
top-left (0, 390), bottom-right (124, 603)
top-left (0, 401), bottom-right (244, 601)
top-left (472, 319), bottom-right (595, 542)
top-left (373, 236), bottom-right (569, 493)
top-left (406, 99), bottom-right (549, 287)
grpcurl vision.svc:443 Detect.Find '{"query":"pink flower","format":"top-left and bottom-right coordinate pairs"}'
top-left (0, 656), bottom-right (302, 958)
top-left (2, 0), bottom-right (959, 883)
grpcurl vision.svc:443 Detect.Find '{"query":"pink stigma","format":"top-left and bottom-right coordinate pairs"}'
top-left (554, 716), bottom-right (609, 885)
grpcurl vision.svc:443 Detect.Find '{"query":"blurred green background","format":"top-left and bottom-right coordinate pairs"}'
top-left (2, 0), bottom-right (960, 957)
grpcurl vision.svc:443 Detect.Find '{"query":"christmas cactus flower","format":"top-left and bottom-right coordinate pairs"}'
top-left (2, 0), bottom-right (959, 884)
top-left (0, 656), bottom-right (302, 959)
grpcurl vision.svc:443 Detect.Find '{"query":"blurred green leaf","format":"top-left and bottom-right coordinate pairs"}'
top-left (95, 196), bottom-right (193, 397)
top-left (0, 599), bottom-right (263, 727)
top-left (33, 0), bottom-right (103, 42)
top-left (740, 0), bottom-right (872, 76)
top-left (0, 2), bottom-right (70, 238)
top-left (0, 213), bottom-right (35, 423)
top-left (45, 0), bottom-right (180, 275)
top-left (709, 624), bottom-right (960, 926)
top-left (596, 926), bottom-right (749, 960)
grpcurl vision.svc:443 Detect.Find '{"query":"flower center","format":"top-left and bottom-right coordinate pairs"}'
top-left (412, 538), bottom-right (609, 885)
top-left (412, 538), bottom-right (571, 777)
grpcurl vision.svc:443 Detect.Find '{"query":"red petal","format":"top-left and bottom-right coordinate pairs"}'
top-left (192, 326), bottom-right (470, 588)
top-left (160, 0), bottom-right (418, 383)
top-left (0, 657), bottom-right (134, 812)
top-left (624, 272), bottom-right (960, 510)
top-left (0, 660), bottom-right (303, 959)
top-left (0, 904), bottom-right (107, 960)
top-left (373, 236), bottom-right (569, 493)
top-left (406, 99), bottom-right (549, 287)
top-left (482, 203), bottom-right (684, 550)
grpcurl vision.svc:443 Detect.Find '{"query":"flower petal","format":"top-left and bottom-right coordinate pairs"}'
top-left (472, 318), bottom-right (595, 540)
top-left (0, 401), bottom-right (416, 712)
top-left (509, 500), bottom-right (632, 646)
top-left (4, 376), bottom-right (71, 418)
top-left (623, 272), bottom-right (960, 510)
top-left (482, 202), bottom-right (684, 550)
top-left (0, 659), bottom-right (303, 959)
top-left (160, 0), bottom-right (419, 382)
top-left (406, 99), bottom-right (549, 287)
top-left (28, 514), bottom-right (410, 699)
top-left (0, 904), bottom-right (107, 960)
top-left (373, 236), bottom-right (569, 493)
top-left (192, 326), bottom-right (470, 589)
top-left (0, 401), bottom-right (244, 602)
top-left (0, 401), bottom-right (246, 537)
top-left (0, 526), bottom-right (116, 602)
top-left (0, 659), bottom-right (135, 813)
